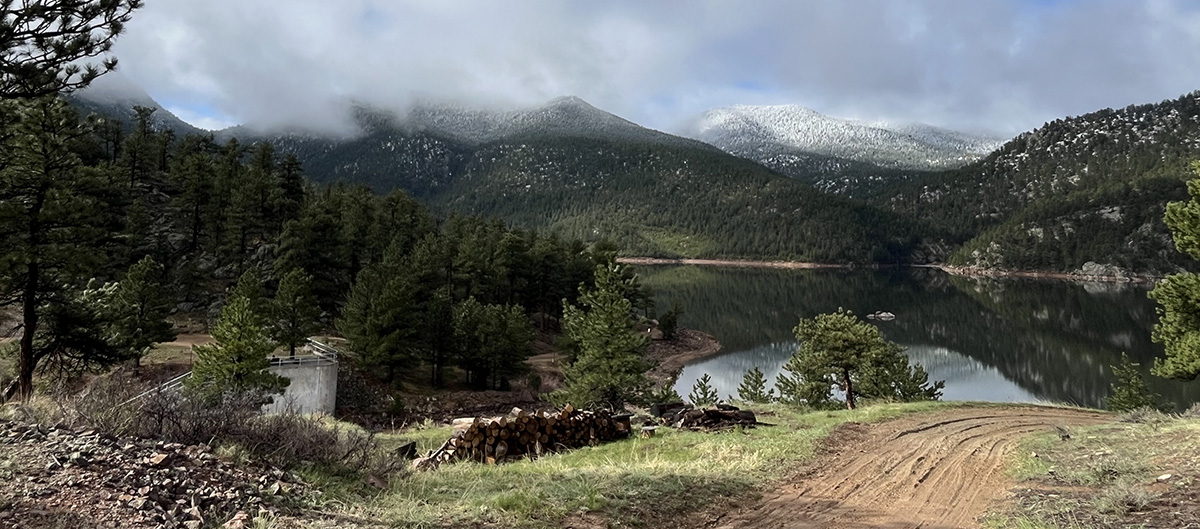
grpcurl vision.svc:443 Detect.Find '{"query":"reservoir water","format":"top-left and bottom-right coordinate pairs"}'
top-left (636, 265), bottom-right (1200, 410)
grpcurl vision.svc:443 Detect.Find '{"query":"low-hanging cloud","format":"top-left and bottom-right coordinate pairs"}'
top-left (111, 0), bottom-right (1200, 137)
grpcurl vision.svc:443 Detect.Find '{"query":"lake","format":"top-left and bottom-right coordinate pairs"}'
top-left (636, 265), bottom-right (1200, 410)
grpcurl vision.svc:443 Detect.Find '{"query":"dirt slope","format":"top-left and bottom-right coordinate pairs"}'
top-left (712, 406), bottom-right (1111, 529)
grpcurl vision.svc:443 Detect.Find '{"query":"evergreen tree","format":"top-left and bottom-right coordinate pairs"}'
top-left (453, 297), bottom-right (535, 390)
top-left (274, 201), bottom-right (349, 314)
top-left (337, 244), bottom-right (419, 382)
top-left (228, 269), bottom-right (267, 321)
top-left (737, 367), bottom-right (774, 404)
top-left (271, 268), bottom-right (320, 357)
top-left (551, 263), bottom-right (651, 410)
top-left (0, 0), bottom-right (143, 99)
top-left (687, 373), bottom-right (720, 407)
top-left (107, 256), bottom-right (176, 365)
top-left (1150, 167), bottom-right (1200, 381)
top-left (0, 97), bottom-right (112, 399)
top-left (187, 295), bottom-right (287, 397)
top-left (658, 300), bottom-right (684, 341)
top-left (1105, 353), bottom-right (1161, 412)
top-left (777, 309), bottom-right (941, 410)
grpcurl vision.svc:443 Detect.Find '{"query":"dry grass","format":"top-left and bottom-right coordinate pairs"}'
top-left (987, 413), bottom-right (1200, 529)
top-left (301, 401), bottom-right (964, 529)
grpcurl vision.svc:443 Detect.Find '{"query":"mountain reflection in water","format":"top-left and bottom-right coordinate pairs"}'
top-left (638, 266), bottom-right (1200, 410)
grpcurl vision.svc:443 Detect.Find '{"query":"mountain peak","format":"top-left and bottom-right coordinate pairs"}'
top-left (544, 95), bottom-right (594, 109)
top-left (687, 104), bottom-right (1002, 171)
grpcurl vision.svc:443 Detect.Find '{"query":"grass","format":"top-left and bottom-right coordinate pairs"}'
top-left (985, 409), bottom-right (1200, 529)
top-left (306, 400), bottom-right (961, 529)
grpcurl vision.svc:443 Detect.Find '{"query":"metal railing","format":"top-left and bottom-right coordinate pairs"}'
top-left (120, 337), bottom-right (342, 406)
top-left (120, 371), bottom-right (191, 407)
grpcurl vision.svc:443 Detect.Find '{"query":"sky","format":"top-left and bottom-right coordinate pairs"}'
top-left (106, 0), bottom-right (1200, 138)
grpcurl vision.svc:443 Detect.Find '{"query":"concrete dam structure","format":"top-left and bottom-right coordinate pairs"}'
top-left (262, 341), bottom-right (339, 415)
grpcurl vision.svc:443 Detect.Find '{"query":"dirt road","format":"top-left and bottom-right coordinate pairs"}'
top-left (712, 406), bottom-right (1111, 529)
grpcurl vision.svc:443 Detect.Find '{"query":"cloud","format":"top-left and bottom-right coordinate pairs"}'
top-left (110, 0), bottom-right (1200, 137)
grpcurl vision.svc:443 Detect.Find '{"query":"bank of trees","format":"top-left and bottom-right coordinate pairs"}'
top-left (0, 87), bottom-right (625, 398)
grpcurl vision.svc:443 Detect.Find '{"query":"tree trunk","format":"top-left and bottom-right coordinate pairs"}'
top-left (843, 368), bottom-right (856, 410)
top-left (16, 185), bottom-right (47, 402)
top-left (17, 261), bottom-right (39, 401)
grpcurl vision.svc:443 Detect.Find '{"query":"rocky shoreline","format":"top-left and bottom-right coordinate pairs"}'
top-left (619, 257), bottom-right (1161, 284)
top-left (618, 257), bottom-right (855, 270)
top-left (931, 264), bottom-right (1159, 284)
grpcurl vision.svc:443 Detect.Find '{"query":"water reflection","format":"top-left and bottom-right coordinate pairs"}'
top-left (640, 266), bottom-right (1200, 409)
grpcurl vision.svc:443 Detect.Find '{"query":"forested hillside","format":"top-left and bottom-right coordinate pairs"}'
top-left (243, 99), bottom-right (924, 264)
top-left (69, 83), bottom-right (1200, 275)
top-left (1, 95), bottom-right (625, 395)
top-left (880, 91), bottom-right (1200, 276)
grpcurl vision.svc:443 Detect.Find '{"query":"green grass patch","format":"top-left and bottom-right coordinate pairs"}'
top-left (987, 412), bottom-right (1200, 529)
top-left (313, 401), bottom-right (961, 529)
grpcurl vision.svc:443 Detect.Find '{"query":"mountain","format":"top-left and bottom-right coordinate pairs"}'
top-left (243, 98), bottom-right (921, 263)
top-left (685, 105), bottom-right (1003, 197)
top-left (67, 72), bottom-right (207, 137)
top-left (882, 91), bottom-right (1200, 276)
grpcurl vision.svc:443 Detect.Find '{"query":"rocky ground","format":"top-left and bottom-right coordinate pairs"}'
top-left (0, 420), bottom-right (306, 529)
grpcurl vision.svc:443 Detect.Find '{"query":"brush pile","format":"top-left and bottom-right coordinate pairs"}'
top-left (651, 403), bottom-right (765, 431)
top-left (415, 405), bottom-right (632, 469)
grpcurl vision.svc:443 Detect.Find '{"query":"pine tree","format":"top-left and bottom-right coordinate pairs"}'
top-left (0, 97), bottom-right (113, 399)
top-left (777, 309), bottom-right (941, 410)
top-left (688, 373), bottom-right (720, 407)
top-left (0, 0), bottom-right (143, 99)
top-left (1150, 166), bottom-right (1200, 381)
top-left (229, 269), bottom-right (267, 321)
top-left (337, 243), bottom-right (419, 382)
top-left (271, 268), bottom-right (320, 357)
top-left (1106, 353), bottom-right (1161, 412)
top-left (453, 297), bottom-right (535, 390)
top-left (187, 295), bottom-right (287, 397)
top-left (108, 256), bottom-right (176, 366)
top-left (551, 263), bottom-right (651, 410)
top-left (737, 367), bottom-right (774, 404)
top-left (658, 300), bottom-right (683, 341)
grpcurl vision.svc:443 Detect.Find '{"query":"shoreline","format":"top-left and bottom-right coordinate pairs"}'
top-left (617, 257), bottom-right (860, 270)
top-left (618, 257), bottom-right (1160, 284)
top-left (645, 329), bottom-right (723, 386)
top-left (523, 328), bottom-right (725, 391)
top-left (928, 265), bottom-right (1158, 284)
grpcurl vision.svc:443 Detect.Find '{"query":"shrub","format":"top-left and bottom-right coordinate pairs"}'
top-left (658, 301), bottom-right (683, 341)
top-left (1106, 353), bottom-right (1162, 412)
top-left (688, 373), bottom-right (721, 407)
top-left (737, 367), bottom-right (774, 404)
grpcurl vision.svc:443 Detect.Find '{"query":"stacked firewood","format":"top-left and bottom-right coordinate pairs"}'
top-left (416, 405), bottom-right (632, 468)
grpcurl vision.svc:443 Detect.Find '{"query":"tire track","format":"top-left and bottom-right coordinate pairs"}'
top-left (712, 406), bottom-right (1111, 529)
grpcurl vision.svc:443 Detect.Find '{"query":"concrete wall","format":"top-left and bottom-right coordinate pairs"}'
top-left (263, 360), bottom-right (337, 415)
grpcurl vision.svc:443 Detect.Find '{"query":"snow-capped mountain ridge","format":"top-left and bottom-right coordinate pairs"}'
top-left (401, 96), bottom-right (698, 149)
top-left (689, 104), bottom-right (1004, 171)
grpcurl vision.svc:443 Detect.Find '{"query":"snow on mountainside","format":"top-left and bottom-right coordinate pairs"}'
top-left (404, 96), bottom-right (705, 149)
top-left (688, 104), bottom-right (1003, 171)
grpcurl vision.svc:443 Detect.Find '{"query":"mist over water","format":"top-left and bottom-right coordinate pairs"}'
top-left (640, 266), bottom-right (1200, 409)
